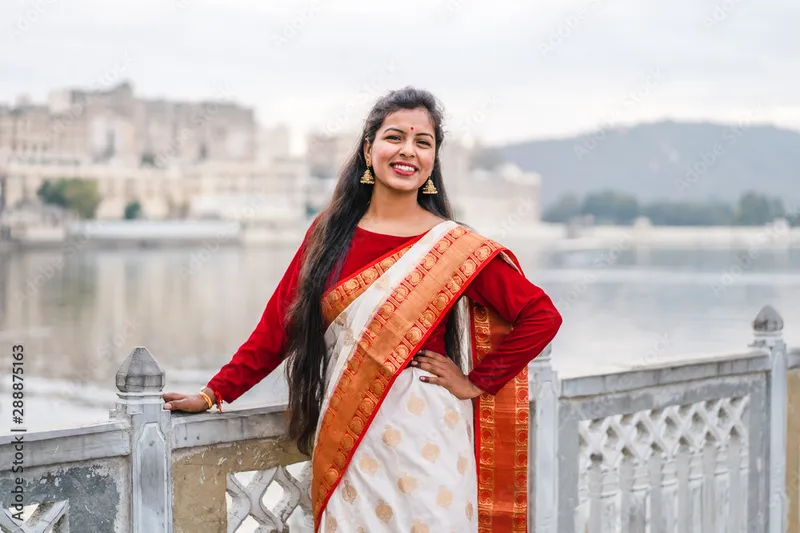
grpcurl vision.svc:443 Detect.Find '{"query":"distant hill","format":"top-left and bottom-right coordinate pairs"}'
top-left (491, 121), bottom-right (800, 208)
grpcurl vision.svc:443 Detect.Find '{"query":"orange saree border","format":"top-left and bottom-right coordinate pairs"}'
top-left (320, 240), bottom-right (416, 329)
top-left (471, 300), bottom-right (529, 533)
top-left (311, 226), bottom-right (505, 531)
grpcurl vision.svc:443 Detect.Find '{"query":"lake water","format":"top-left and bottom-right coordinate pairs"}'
top-left (1, 239), bottom-right (799, 433)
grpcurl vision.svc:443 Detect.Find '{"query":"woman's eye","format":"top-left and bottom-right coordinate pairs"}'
top-left (387, 135), bottom-right (401, 140)
top-left (418, 140), bottom-right (431, 146)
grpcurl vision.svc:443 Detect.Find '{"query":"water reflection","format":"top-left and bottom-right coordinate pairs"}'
top-left (1, 241), bottom-right (798, 429)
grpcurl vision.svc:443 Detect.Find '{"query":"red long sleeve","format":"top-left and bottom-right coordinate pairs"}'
top-left (205, 232), bottom-right (307, 403)
top-left (206, 225), bottom-right (562, 405)
top-left (465, 256), bottom-right (563, 395)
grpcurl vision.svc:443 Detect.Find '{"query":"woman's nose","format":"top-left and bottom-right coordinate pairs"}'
top-left (399, 139), bottom-right (416, 156)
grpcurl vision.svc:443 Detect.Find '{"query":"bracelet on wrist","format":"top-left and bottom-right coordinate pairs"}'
top-left (198, 390), bottom-right (213, 409)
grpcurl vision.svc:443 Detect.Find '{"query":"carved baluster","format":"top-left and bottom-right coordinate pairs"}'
top-left (727, 431), bottom-right (744, 533)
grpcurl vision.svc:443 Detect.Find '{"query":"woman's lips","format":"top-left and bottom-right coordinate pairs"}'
top-left (391, 163), bottom-right (417, 177)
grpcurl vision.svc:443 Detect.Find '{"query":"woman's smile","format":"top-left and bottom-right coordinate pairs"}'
top-left (390, 162), bottom-right (417, 177)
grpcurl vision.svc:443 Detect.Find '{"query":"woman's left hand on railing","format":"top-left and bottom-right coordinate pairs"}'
top-left (410, 350), bottom-right (486, 400)
top-left (162, 389), bottom-right (213, 412)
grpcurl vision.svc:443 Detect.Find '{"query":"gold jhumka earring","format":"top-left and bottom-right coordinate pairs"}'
top-left (361, 165), bottom-right (375, 185)
top-left (421, 176), bottom-right (438, 195)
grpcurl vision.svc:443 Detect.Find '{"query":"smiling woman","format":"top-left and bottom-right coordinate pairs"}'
top-left (162, 87), bottom-right (563, 532)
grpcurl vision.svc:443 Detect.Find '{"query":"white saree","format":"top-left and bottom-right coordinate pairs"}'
top-left (316, 221), bottom-right (479, 533)
top-left (308, 220), bottom-right (530, 533)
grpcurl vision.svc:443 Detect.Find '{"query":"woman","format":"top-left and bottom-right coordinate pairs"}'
top-left (162, 87), bottom-right (562, 533)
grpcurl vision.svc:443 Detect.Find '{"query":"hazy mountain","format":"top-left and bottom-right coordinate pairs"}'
top-left (492, 121), bottom-right (800, 208)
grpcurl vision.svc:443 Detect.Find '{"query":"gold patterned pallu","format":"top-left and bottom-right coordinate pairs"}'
top-left (311, 221), bottom-right (529, 532)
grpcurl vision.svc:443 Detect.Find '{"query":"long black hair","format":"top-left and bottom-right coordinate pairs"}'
top-left (284, 86), bottom-right (464, 455)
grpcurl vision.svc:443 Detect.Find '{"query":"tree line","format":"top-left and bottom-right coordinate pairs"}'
top-left (544, 190), bottom-right (800, 226)
top-left (37, 179), bottom-right (141, 220)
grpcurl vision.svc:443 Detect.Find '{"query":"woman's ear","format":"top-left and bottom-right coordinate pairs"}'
top-left (363, 139), bottom-right (371, 165)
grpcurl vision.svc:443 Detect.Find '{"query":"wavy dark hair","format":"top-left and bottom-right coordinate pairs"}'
top-left (284, 87), bottom-right (464, 455)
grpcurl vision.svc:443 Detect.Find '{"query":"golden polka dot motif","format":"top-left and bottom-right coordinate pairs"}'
top-left (358, 455), bottom-right (379, 476)
top-left (457, 455), bottom-right (469, 475)
top-left (406, 393), bottom-right (426, 415)
top-left (397, 474), bottom-right (418, 494)
top-left (375, 499), bottom-right (393, 523)
top-left (382, 425), bottom-right (402, 448)
top-left (341, 480), bottom-right (357, 504)
top-left (421, 442), bottom-right (440, 463)
top-left (444, 407), bottom-right (460, 428)
top-left (324, 514), bottom-right (337, 532)
top-left (411, 519), bottom-right (431, 533)
top-left (437, 486), bottom-right (454, 508)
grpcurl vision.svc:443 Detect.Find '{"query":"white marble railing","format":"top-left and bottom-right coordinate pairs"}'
top-left (530, 304), bottom-right (789, 533)
top-left (0, 305), bottom-right (795, 532)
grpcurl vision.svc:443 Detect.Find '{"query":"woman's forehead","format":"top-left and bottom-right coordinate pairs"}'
top-left (381, 108), bottom-right (434, 133)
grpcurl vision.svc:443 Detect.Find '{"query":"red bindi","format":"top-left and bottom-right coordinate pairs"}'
top-left (410, 126), bottom-right (414, 130)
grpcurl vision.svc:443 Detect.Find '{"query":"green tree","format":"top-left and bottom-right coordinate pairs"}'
top-left (643, 201), bottom-right (735, 226)
top-left (735, 191), bottom-right (785, 225)
top-left (37, 180), bottom-right (69, 207)
top-left (124, 200), bottom-right (142, 220)
top-left (543, 194), bottom-right (582, 222)
top-left (37, 179), bottom-right (101, 219)
top-left (140, 153), bottom-right (157, 167)
top-left (581, 190), bottom-right (640, 224)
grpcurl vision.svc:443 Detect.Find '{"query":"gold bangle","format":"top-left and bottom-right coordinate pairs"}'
top-left (198, 391), bottom-right (213, 409)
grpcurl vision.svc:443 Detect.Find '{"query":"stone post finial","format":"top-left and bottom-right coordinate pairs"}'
top-left (753, 305), bottom-right (784, 334)
top-left (116, 346), bottom-right (165, 393)
top-left (751, 305), bottom-right (785, 349)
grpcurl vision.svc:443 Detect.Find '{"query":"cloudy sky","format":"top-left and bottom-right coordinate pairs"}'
top-left (1, 0), bottom-right (797, 150)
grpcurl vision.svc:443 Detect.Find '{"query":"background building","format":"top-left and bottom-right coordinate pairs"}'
top-left (0, 81), bottom-right (256, 168)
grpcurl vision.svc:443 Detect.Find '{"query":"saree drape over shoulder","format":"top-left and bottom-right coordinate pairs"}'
top-left (207, 219), bottom-right (563, 533)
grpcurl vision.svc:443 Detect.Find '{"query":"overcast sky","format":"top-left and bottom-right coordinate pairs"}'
top-left (1, 0), bottom-right (797, 150)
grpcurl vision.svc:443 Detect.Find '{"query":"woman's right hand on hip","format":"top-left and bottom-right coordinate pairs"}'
top-left (162, 391), bottom-right (210, 412)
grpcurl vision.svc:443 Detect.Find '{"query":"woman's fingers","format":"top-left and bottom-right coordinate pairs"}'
top-left (420, 374), bottom-right (443, 386)
top-left (164, 398), bottom-right (186, 410)
top-left (162, 392), bottom-right (208, 412)
top-left (162, 392), bottom-right (187, 402)
top-left (412, 356), bottom-right (449, 376)
top-left (421, 350), bottom-right (448, 361)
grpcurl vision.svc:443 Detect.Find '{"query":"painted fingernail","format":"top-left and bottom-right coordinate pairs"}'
top-left (165, 403), bottom-right (171, 409)
top-left (410, 360), bottom-right (417, 366)
top-left (420, 376), bottom-right (426, 382)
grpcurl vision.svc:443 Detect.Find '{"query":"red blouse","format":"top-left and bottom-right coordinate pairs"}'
top-left (206, 224), bottom-right (562, 403)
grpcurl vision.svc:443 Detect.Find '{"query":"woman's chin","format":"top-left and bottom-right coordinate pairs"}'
top-left (379, 177), bottom-right (423, 194)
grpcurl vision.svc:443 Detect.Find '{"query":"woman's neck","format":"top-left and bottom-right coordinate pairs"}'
top-left (360, 185), bottom-right (443, 235)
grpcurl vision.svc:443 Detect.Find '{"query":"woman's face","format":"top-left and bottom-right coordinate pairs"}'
top-left (364, 107), bottom-right (436, 194)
